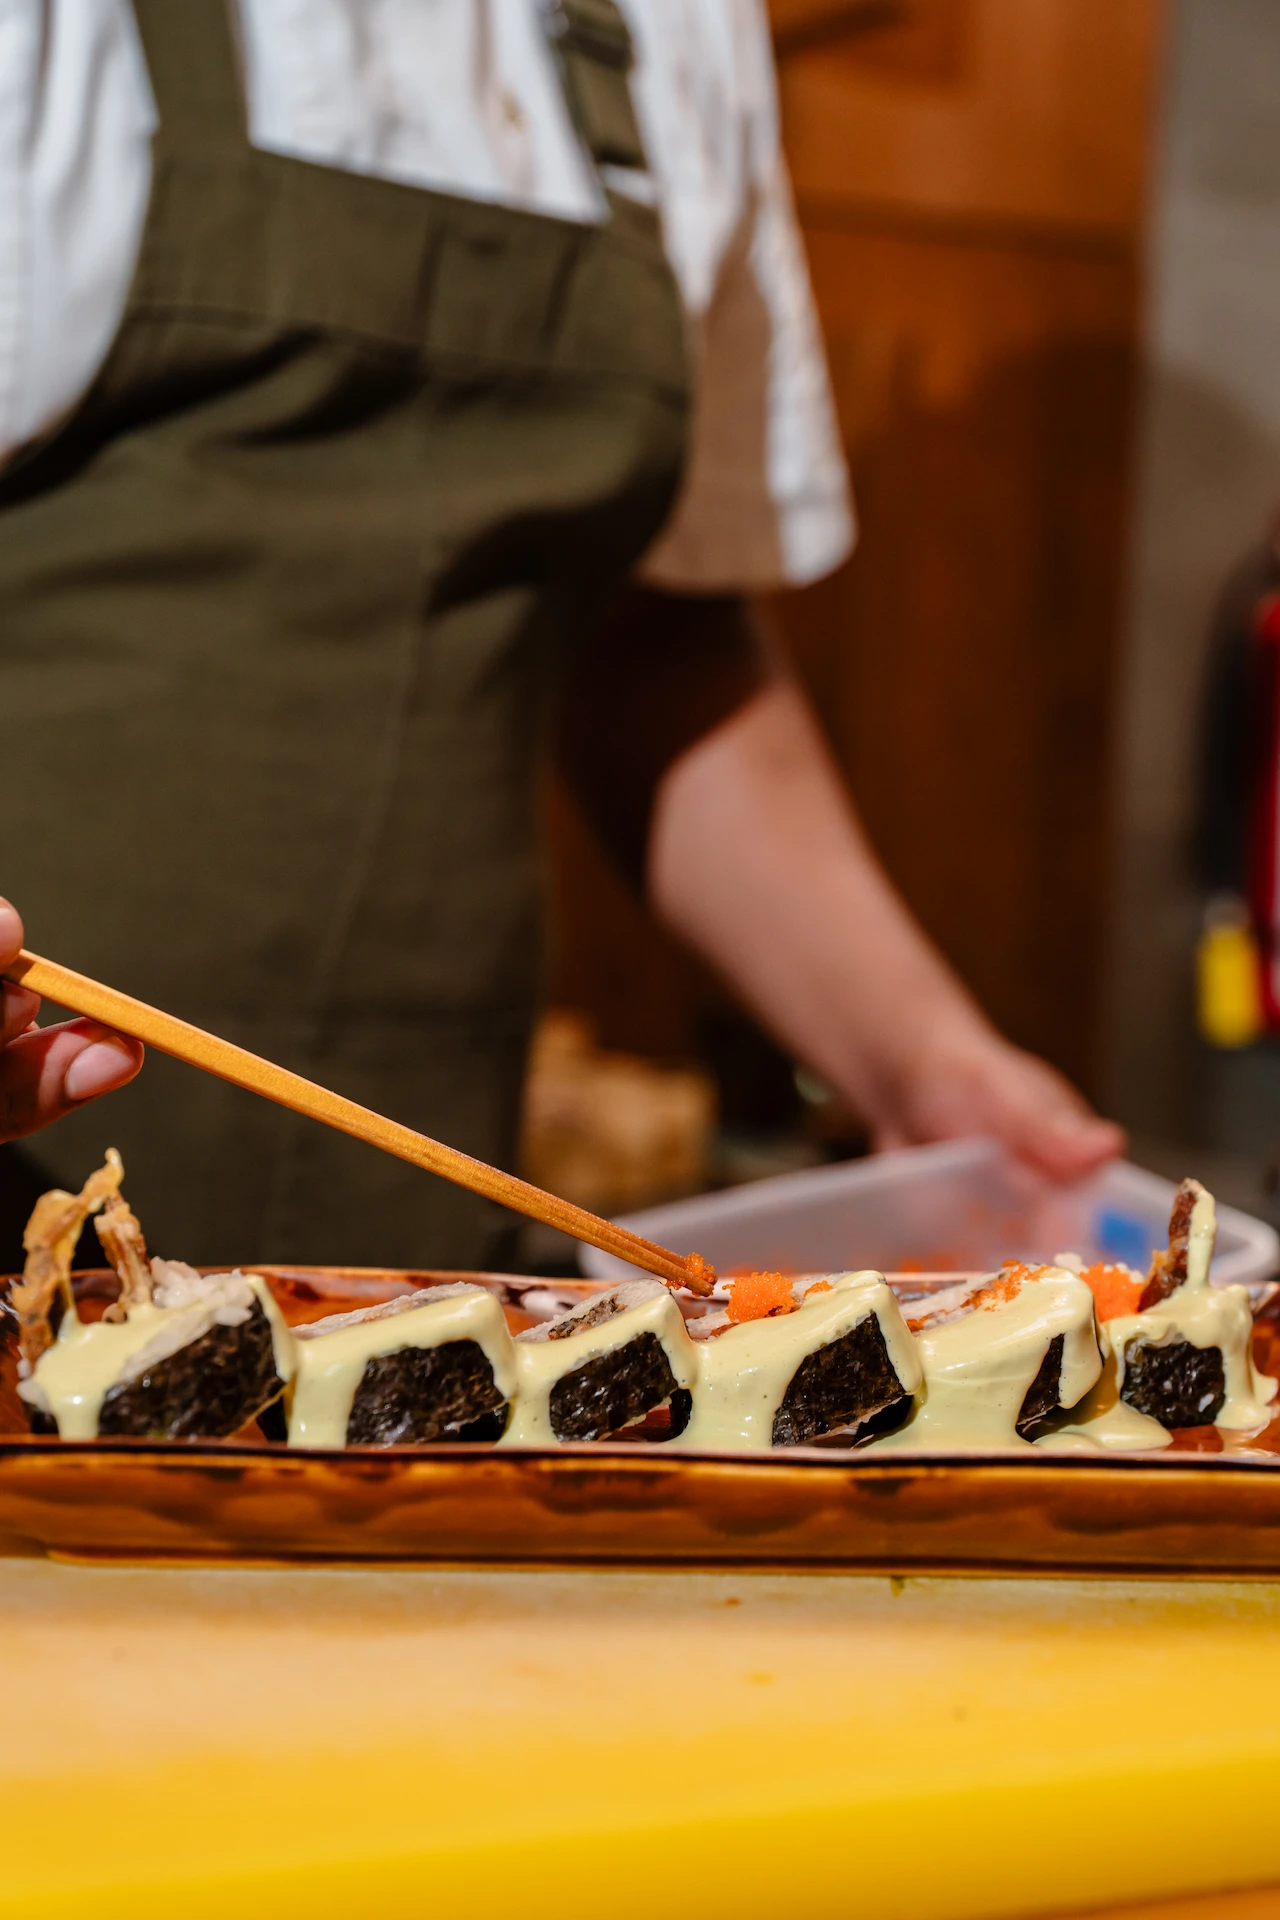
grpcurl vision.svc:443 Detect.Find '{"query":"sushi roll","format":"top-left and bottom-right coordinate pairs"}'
top-left (678, 1270), bottom-right (921, 1450)
top-left (14, 1153), bottom-right (293, 1441)
top-left (288, 1284), bottom-right (516, 1446)
top-left (504, 1278), bottom-right (697, 1444)
top-left (1084, 1180), bottom-right (1276, 1435)
top-left (868, 1264), bottom-right (1102, 1452)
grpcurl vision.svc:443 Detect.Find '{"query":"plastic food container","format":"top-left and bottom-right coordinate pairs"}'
top-left (578, 1136), bottom-right (1280, 1293)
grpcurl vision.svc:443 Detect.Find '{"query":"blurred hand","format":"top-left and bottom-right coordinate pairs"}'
top-left (871, 1015), bottom-right (1126, 1181)
top-left (0, 899), bottom-right (143, 1143)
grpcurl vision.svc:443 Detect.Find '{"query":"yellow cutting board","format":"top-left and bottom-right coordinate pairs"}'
top-left (3, 1561), bottom-right (1280, 1920)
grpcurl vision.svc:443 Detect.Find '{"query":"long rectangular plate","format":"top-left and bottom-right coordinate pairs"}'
top-left (4, 1265), bottom-right (1280, 1572)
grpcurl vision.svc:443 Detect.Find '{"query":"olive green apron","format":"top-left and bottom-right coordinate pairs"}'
top-left (0, 0), bottom-right (688, 1268)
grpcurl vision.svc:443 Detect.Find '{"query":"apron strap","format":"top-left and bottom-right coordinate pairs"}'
top-left (546, 0), bottom-right (648, 172)
top-left (131, 0), bottom-right (644, 176)
top-left (130, 0), bottom-right (249, 150)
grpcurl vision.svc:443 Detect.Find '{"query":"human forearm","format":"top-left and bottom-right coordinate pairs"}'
top-left (646, 673), bottom-right (979, 1114)
top-left (646, 672), bottom-right (1124, 1175)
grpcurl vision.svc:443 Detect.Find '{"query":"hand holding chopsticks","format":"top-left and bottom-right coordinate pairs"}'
top-left (0, 902), bottom-right (144, 1141)
top-left (0, 946), bottom-right (715, 1296)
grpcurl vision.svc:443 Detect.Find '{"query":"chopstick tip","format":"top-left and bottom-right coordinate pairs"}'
top-left (684, 1251), bottom-right (716, 1296)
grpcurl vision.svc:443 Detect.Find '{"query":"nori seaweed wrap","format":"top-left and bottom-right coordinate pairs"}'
top-left (1015, 1333), bottom-right (1066, 1437)
top-left (770, 1309), bottom-right (910, 1446)
top-left (97, 1276), bottom-right (288, 1440)
top-left (288, 1284), bottom-right (516, 1447)
top-left (507, 1279), bottom-right (697, 1443)
top-left (1120, 1335), bottom-right (1226, 1427)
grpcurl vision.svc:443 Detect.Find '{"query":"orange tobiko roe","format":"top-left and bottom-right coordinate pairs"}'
top-left (684, 1251), bottom-right (717, 1294)
top-left (725, 1271), bottom-right (796, 1324)
top-left (970, 1264), bottom-right (1043, 1310)
top-left (905, 1264), bottom-right (1046, 1334)
top-left (1080, 1262), bottom-right (1145, 1321)
top-left (803, 1280), bottom-right (833, 1299)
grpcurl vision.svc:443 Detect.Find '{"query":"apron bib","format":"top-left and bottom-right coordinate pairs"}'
top-left (0, 0), bottom-right (688, 1268)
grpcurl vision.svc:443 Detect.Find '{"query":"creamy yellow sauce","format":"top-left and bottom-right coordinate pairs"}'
top-left (676, 1272), bottom-right (921, 1453)
top-left (502, 1284), bottom-right (698, 1446)
top-left (21, 1272), bottom-right (292, 1440)
top-left (288, 1285), bottom-right (517, 1449)
top-left (868, 1269), bottom-right (1101, 1454)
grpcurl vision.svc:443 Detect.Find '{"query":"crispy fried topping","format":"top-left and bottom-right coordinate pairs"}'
top-left (1139, 1177), bottom-right (1203, 1310)
top-left (11, 1151), bottom-right (126, 1370)
top-left (95, 1191), bottom-right (153, 1320)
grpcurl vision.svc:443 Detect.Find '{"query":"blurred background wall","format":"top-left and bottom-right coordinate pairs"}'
top-left (1106, 0), bottom-right (1280, 1191)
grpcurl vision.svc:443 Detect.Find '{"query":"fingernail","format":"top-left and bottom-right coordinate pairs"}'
top-left (64, 1041), bottom-right (138, 1102)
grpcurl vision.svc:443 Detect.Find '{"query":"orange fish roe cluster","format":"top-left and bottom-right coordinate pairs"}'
top-left (971, 1263), bottom-right (1047, 1311)
top-left (683, 1251), bottom-right (717, 1296)
top-left (1080, 1262), bottom-right (1145, 1322)
top-left (726, 1270), bottom-right (796, 1324)
top-left (803, 1280), bottom-right (833, 1300)
top-left (906, 1264), bottom-right (1044, 1333)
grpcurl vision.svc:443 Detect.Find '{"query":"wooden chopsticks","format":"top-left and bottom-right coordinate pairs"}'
top-left (3, 950), bottom-right (714, 1295)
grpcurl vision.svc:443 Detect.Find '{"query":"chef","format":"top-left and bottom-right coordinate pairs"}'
top-left (0, 0), bottom-right (1123, 1266)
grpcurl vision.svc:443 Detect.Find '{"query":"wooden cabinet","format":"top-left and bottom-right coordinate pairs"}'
top-left (775, 0), bottom-right (1156, 239)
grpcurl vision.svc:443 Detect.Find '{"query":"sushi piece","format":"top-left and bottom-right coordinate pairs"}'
top-left (15, 1154), bottom-right (293, 1441)
top-left (505, 1278), bottom-right (697, 1444)
top-left (288, 1284), bottom-right (516, 1447)
top-left (678, 1270), bottom-right (921, 1451)
top-left (868, 1264), bottom-right (1102, 1453)
top-left (1085, 1180), bottom-right (1275, 1435)
top-left (1024, 1256), bottom-right (1168, 1451)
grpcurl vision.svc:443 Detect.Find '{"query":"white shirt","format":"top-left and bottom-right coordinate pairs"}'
top-left (0, 0), bottom-right (853, 590)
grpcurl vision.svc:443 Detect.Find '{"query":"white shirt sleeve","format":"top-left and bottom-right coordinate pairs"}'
top-left (628, 0), bottom-right (855, 594)
top-left (0, 0), bottom-right (154, 465)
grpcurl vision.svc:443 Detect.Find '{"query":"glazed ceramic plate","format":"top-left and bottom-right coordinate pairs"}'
top-left (3, 1265), bottom-right (1280, 1572)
